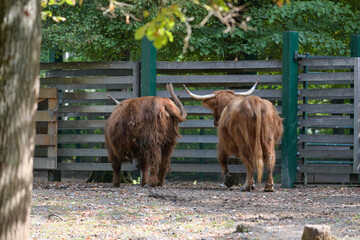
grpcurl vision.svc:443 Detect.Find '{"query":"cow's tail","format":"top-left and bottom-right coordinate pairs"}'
top-left (254, 102), bottom-right (263, 185)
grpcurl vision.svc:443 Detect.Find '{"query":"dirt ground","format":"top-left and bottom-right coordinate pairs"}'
top-left (31, 180), bottom-right (360, 240)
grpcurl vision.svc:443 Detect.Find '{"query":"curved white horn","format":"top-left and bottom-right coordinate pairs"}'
top-left (107, 94), bottom-right (120, 105)
top-left (234, 76), bottom-right (259, 96)
top-left (183, 84), bottom-right (216, 100)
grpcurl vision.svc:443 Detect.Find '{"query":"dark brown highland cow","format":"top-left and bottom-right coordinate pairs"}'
top-left (184, 79), bottom-right (283, 192)
top-left (105, 83), bottom-right (187, 187)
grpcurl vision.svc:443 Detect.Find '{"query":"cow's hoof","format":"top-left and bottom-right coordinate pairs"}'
top-left (241, 184), bottom-right (255, 192)
top-left (224, 175), bottom-right (235, 188)
top-left (264, 184), bottom-right (274, 192)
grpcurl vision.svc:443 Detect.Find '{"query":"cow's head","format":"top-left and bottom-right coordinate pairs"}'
top-left (184, 78), bottom-right (258, 126)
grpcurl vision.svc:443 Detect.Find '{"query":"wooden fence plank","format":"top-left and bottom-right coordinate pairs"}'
top-left (40, 61), bottom-right (139, 70)
top-left (157, 60), bottom-right (282, 72)
top-left (298, 164), bottom-right (353, 174)
top-left (57, 134), bottom-right (218, 144)
top-left (157, 89), bottom-right (282, 100)
top-left (300, 149), bottom-right (353, 158)
top-left (34, 157), bottom-right (57, 169)
top-left (57, 162), bottom-right (137, 171)
top-left (58, 120), bottom-right (105, 130)
top-left (35, 111), bottom-right (53, 122)
top-left (300, 89), bottom-right (353, 99)
top-left (39, 88), bottom-right (57, 98)
top-left (35, 134), bottom-right (57, 145)
top-left (157, 74), bottom-right (282, 85)
top-left (298, 118), bottom-right (353, 128)
top-left (57, 105), bottom-right (213, 115)
top-left (299, 72), bottom-right (353, 84)
top-left (299, 58), bottom-right (354, 69)
top-left (41, 76), bottom-right (133, 86)
top-left (62, 91), bottom-right (133, 102)
top-left (298, 104), bottom-right (354, 114)
top-left (45, 69), bottom-right (133, 78)
top-left (298, 134), bottom-right (353, 143)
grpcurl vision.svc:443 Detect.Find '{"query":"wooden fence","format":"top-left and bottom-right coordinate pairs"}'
top-left (297, 57), bottom-right (360, 183)
top-left (35, 58), bottom-right (360, 184)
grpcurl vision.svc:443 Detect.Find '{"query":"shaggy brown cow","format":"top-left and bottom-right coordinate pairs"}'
top-left (105, 83), bottom-right (187, 187)
top-left (184, 80), bottom-right (283, 192)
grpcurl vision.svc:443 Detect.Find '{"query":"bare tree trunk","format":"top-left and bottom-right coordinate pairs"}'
top-left (0, 0), bottom-right (41, 239)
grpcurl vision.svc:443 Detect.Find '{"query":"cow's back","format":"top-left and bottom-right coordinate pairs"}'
top-left (104, 96), bottom-right (182, 160)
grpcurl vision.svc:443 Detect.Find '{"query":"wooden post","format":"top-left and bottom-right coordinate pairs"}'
top-left (281, 31), bottom-right (299, 188)
top-left (48, 49), bottom-right (62, 182)
top-left (141, 37), bottom-right (157, 96)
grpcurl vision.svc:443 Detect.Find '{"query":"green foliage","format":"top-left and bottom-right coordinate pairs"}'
top-left (135, 5), bottom-right (185, 49)
top-left (244, 1), bottom-right (360, 58)
top-left (41, 1), bottom-right (360, 61)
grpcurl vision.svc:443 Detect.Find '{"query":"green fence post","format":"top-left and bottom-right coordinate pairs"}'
top-left (141, 37), bottom-right (157, 96)
top-left (351, 35), bottom-right (360, 179)
top-left (281, 31), bottom-right (299, 188)
top-left (351, 34), bottom-right (360, 57)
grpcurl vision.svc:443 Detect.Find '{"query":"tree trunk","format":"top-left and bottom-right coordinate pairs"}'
top-left (0, 0), bottom-right (41, 239)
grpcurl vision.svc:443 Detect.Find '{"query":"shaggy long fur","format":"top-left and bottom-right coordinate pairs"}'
top-left (105, 84), bottom-right (186, 187)
top-left (202, 91), bottom-right (283, 192)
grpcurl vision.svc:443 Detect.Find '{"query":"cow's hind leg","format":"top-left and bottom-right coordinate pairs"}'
top-left (240, 155), bottom-right (255, 192)
top-left (139, 154), bottom-right (149, 187)
top-left (157, 143), bottom-right (173, 187)
top-left (109, 150), bottom-right (121, 187)
top-left (218, 147), bottom-right (234, 188)
top-left (263, 146), bottom-right (276, 192)
top-left (147, 148), bottom-right (162, 187)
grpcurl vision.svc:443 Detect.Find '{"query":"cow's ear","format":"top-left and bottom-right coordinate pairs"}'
top-left (202, 98), bottom-right (217, 110)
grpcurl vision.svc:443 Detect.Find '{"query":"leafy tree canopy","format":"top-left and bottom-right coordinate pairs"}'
top-left (41, 0), bottom-right (360, 61)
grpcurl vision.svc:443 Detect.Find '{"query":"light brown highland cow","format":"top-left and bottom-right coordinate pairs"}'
top-left (184, 79), bottom-right (283, 192)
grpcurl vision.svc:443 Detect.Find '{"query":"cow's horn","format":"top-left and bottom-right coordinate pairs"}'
top-left (183, 85), bottom-right (216, 100)
top-left (234, 76), bottom-right (259, 96)
top-left (107, 94), bottom-right (120, 105)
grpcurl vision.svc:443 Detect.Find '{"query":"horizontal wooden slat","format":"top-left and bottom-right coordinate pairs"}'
top-left (40, 61), bottom-right (139, 70)
top-left (34, 157), bottom-right (57, 169)
top-left (157, 74), bottom-right (282, 86)
top-left (57, 134), bottom-right (219, 144)
top-left (298, 104), bottom-right (354, 114)
top-left (58, 105), bottom-right (213, 116)
top-left (57, 148), bottom-right (282, 160)
top-left (56, 162), bottom-right (281, 173)
top-left (298, 164), bottom-right (353, 174)
top-left (57, 162), bottom-right (137, 171)
top-left (41, 76), bottom-right (133, 87)
top-left (58, 148), bottom-right (107, 157)
top-left (300, 88), bottom-right (353, 99)
top-left (157, 60), bottom-right (282, 72)
top-left (58, 120), bottom-right (105, 130)
top-left (35, 134), bottom-right (57, 145)
top-left (298, 134), bottom-right (353, 143)
top-left (299, 58), bottom-right (354, 69)
top-left (35, 111), bottom-right (56, 122)
top-left (158, 89), bottom-right (282, 101)
top-left (39, 88), bottom-right (57, 98)
top-left (62, 91), bottom-right (133, 102)
top-left (299, 72), bottom-right (353, 84)
top-left (45, 69), bottom-right (133, 78)
top-left (300, 149), bottom-right (353, 158)
top-left (298, 118), bottom-right (353, 128)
